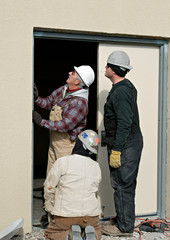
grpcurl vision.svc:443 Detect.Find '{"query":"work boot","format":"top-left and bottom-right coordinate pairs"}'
top-left (85, 226), bottom-right (96, 240)
top-left (69, 225), bottom-right (82, 240)
top-left (103, 217), bottom-right (117, 226)
top-left (102, 225), bottom-right (133, 237)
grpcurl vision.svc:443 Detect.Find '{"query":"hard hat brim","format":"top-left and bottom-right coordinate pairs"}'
top-left (107, 62), bottom-right (133, 70)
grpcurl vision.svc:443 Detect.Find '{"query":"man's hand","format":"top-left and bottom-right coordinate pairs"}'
top-left (44, 193), bottom-right (55, 213)
top-left (110, 150), bottom-right (121, 168)
top-left (34, 83), bottom-right (39, 100)
top-left (32, 110), bottom-right (42, 127)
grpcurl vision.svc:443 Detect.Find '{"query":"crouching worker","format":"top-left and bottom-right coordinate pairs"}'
top-left (44, 129), bottom-right (102, 240)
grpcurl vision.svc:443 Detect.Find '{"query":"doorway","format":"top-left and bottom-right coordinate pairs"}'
top-left (33, 31), bottom-right (167, 226)
top-left (33, 37), bottom-right (98, 226)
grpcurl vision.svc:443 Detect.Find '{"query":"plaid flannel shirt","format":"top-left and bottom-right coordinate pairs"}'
top-left (35, 85), bottom-right (88, 141)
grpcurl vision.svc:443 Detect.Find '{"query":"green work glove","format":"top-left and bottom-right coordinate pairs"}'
top-left (34, 83), bottom-right (39, 100)
top-left (110, 150), bottom-right (121, 168)
top-left (33, 110), bottom-right (42, 127)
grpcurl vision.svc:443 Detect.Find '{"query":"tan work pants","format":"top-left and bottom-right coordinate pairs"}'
top-left (44, 216), bottom-right (102, 240)
top-left (46, 104), bottom-right (75, 175)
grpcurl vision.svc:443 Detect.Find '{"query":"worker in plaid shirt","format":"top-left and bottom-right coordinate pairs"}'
top-left (33, 65), bottom-right (95, 174)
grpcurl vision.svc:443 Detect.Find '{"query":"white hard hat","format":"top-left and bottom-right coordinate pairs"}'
top-left (107, 51), bottom-right (133, 70)
top-left (74, 65), bottom-right (95, 87)
top-left (78, 129), bottom-right (99, 154)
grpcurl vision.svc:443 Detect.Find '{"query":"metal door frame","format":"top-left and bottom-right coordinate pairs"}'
top-left (34, 30), bottom-right (168, 218)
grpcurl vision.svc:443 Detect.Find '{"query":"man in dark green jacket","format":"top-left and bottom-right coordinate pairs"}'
top-left (102, 50), bottom-right (143, 237)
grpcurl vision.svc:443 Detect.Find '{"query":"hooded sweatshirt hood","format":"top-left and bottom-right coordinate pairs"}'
top-left (63, 84), bottom-right (89, 101)
top-left (72, 139), bottom-right (96, 160)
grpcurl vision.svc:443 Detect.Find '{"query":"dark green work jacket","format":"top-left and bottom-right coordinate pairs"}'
top-left (104, 78), bottom-right (142, 152)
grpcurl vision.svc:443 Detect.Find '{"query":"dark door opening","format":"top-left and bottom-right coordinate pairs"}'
top-left (33, 37), bottom-right (98, 226)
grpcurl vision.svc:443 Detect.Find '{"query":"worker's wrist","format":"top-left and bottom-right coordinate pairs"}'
top-left (112, 148), bottom-right (122, 153)
top-left (41, 119), bottom-right (46, 127)
top-left (34, 96), bottom-right (39, 102)
top-left (111, 150), bottom-right (121, 156)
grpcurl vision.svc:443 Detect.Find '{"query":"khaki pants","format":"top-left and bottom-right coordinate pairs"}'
top-left (46, 104), bottom-right (75, 175)
top-left (44, 216), bottom-right (102, 240)
top-left (46, 131), bottom-right (75, 174)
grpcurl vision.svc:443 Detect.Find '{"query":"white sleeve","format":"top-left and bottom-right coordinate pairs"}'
top-left (43, 158), bottom-right (66, 213)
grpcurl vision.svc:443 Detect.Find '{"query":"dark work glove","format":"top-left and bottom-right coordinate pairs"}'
top-left (34, 83), bottom-right (39, 100)
top-left (33, 110), bottom-right (42, 126)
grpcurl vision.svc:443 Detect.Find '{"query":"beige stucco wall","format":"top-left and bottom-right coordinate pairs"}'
top-left (0, 0), bottom-right (170, 233)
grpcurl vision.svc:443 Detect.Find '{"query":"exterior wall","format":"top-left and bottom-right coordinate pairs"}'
top-left (0, 0), bottom-right (170, 233)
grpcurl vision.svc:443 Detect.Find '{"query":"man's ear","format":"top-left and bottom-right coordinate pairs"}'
top-left (75, 79), bottom-right (81, 86)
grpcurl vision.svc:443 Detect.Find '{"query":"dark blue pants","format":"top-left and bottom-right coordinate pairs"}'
top-left (108, 137), bottom-right (143, 233)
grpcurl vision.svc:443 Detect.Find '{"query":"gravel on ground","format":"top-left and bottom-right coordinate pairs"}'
top-left (11, 226), bottom-right (170, 240)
